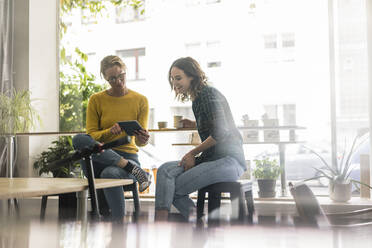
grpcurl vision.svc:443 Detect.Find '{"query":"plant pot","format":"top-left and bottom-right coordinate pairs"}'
top-left (58, 192), bottom-right (77, 220)
top-left (329, 180), bottom-right (352, 202)
top-left (257, 179), bottom-right (276, 198)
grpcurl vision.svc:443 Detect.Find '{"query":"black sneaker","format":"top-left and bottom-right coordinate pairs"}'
top-left (131, 166), bottom-right (152, 192)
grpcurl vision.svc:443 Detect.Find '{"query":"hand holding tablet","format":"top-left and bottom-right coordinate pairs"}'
top-left (117, 120), bottom-right (144, 136)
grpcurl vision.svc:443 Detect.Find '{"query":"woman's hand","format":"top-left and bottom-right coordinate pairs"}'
top-left (133, 129), bottom-right (150, 145)
top-left (110, 123), bottom-right (122, 135)
top-left (179, 152), bottom-right (195, 171)
top-left (179, 119), bottom-right (196, 128)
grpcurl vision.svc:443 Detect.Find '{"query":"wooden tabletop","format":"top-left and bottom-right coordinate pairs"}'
top-left (10, 125), bottom-right (306, 136)
top-left (13, 128), bottom-right (198, 136)
top-left (0, 177), bottom-right (133, 199)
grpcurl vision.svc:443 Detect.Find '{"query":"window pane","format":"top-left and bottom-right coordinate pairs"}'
top-left (116, 48), bottom-right (146, 81)
top-left (124, 56), bottom-right (136, 81)
top-left (58, 0), bottom-right (370, 196)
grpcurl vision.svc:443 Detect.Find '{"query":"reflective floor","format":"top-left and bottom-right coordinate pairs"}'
top-left (1, 199), bottom-right (372, 248)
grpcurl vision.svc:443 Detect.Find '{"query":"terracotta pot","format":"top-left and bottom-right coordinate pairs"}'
top-left (329, 180), bottom-right (352, 202)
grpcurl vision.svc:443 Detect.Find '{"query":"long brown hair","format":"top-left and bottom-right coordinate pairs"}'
top-left (168, 57), bottom-right (208, 102)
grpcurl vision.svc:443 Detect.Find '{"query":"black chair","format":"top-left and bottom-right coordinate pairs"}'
top-left (40, 137), bottom-right (139, 221)
top-left (40, 182), bottom-right (140, 221)
top-left (196, 180), bottom-right (254, 223)
top-left (289, 182), bottom-right (372, 227)
top-left (95, 182), bottom-right (141, 219)
top-left (123, 182), bottom-right (140, 218)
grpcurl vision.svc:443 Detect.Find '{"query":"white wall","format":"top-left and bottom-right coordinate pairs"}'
top-left (28, 0), bottom-right (59, 176)
top-left (13, 0), bottom-right (59, 176)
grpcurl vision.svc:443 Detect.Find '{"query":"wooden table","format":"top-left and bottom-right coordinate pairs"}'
top-left (0, 177), bottom-right (133, 220)
top-left (14, 127), bottom-right (307, 197)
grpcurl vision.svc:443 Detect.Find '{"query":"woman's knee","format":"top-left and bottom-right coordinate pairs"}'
top-left (72, 134), bottom-right (96, 150)
top-left (157, 161), bottom-right (183, 178)
top-left (158, 161), bottom-right (176, 174)
top-left (100, 166), bottom-right (124, 179)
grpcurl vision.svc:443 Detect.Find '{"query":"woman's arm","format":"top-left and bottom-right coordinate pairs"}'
top-left (134, 96), bottom-right (149, 146)
top-left (189, 135), bottom-right (216, 156)
top-left (86, 96), bottom-right (115, 142)
top-left (180, 135), bottom-right (216, 171)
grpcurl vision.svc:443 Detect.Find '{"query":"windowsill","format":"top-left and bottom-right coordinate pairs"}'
top-left (28, 194), bottom-right (372, 215)
top-left (132, 192), bottom-right (372, 207)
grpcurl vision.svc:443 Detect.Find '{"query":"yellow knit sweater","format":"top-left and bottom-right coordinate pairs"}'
top-left (86, 89), bottom-right (149, 154)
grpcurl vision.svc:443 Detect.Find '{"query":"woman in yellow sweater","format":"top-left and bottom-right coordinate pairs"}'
top-left (72, 55), bottom-right (151, 221)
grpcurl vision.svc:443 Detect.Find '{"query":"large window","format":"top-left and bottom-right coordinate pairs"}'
top-left (58, 0), bottom-right (370, 195)
top-left (116, 48), bottom-right (146, 81)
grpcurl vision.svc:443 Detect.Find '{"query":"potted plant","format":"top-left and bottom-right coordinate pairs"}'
top-left (252, 157), bottom-right (281, 198)
top-left (33, 136), bottom-right (81, 178)
top-left (33, 136), bottom-right (82, 219)
top-left (0, 89), bottom-right (40, 176)
top-left (0, 89), bottom-right (40, 135)
top-left (303, 135), bottom-right (372, 202)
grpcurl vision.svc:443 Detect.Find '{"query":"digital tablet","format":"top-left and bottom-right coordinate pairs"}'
top-left (117, 120), bottom-right (143, 136)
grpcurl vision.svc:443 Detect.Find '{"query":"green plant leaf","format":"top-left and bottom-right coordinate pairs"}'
top-left (341, 135), bottom-right (358, 179)
top-left (33, 136), bottom-right (81, 178)
top-left (302, 175), bottom-right (330, 182)
top-left (351, 179), bottom-right (372, 189)
top-left (252, 157), bottom-right (280, 179)
top-left (310, 166), bottom-right (333, 180)
top-left (302, 145), bottom-right (338, 175)
top-left (0, 89), bottom-right (40, 134)
top-left (304, 135), bottom-right (372, 189)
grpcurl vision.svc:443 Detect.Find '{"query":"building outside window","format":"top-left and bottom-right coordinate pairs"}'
top-left (206, 0), bottom-right (221, 4)
top-left (281, 32), bottom-right (295, 62)
top-left (282, 33), bottom-right (295, 48)
top-left (116, 48), bottom-right (146, 81)
top-left (206, 40), bottom-right (222, 68)
top-left (116, 2), bottom-right (145, 23)
top-left (185, 0), bottom-right (201, 7)
top-left (81, 8), bottom-right (97, 25)
top-left (263, 34), bottom-right (277, 49)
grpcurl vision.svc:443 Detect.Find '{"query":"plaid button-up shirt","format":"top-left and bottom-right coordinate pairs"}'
top-left (192, 86), bottom-right (246, 169)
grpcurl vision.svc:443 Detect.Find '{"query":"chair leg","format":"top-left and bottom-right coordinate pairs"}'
top-left (230, 188), bottom-right (245, 221)
top-left (238, 188), bottom-right (246, 221)
top-left (245, 190), bottom-right (254, 222)
top-left (196, 190), bottom-right (206, 219)
top-left (40, 196), bottom-right (48, 221)
top-left (13, 198), bottom-right (19, 216)
top-left (97, 189), bottom-right (110, 217)
top-left (132, 183), bottom-right (140, 218)
top-left (208, 191), bottom-right (221, 220)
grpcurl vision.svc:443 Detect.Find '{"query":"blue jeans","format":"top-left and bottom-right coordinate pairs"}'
top-left (72, 134), bottom-right (140, 220)
top-left (155, 156), bottom-right (244, 219)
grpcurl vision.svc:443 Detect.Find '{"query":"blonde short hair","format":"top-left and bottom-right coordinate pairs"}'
top-left (100, 55), bottom-right (126, 78)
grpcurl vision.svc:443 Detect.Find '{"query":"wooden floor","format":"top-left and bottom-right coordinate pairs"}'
top-left (1, 198), bottom-right (372, 248)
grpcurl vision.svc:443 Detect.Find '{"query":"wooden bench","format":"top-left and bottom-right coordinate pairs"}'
top-left (0, 177), bottom-right (133, 220)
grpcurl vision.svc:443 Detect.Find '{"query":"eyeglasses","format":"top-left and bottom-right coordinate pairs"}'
top-left (107, 72), bottom-right (126, 84)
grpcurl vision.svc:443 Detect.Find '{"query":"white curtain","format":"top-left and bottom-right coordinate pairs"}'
top-left (0, 0), bottom-right (14, 175)
top-left (0, 0), bottom-right (13, 94)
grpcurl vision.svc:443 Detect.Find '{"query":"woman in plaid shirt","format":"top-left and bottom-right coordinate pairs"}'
top-left (155, 57), bottom-right (246, 221)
